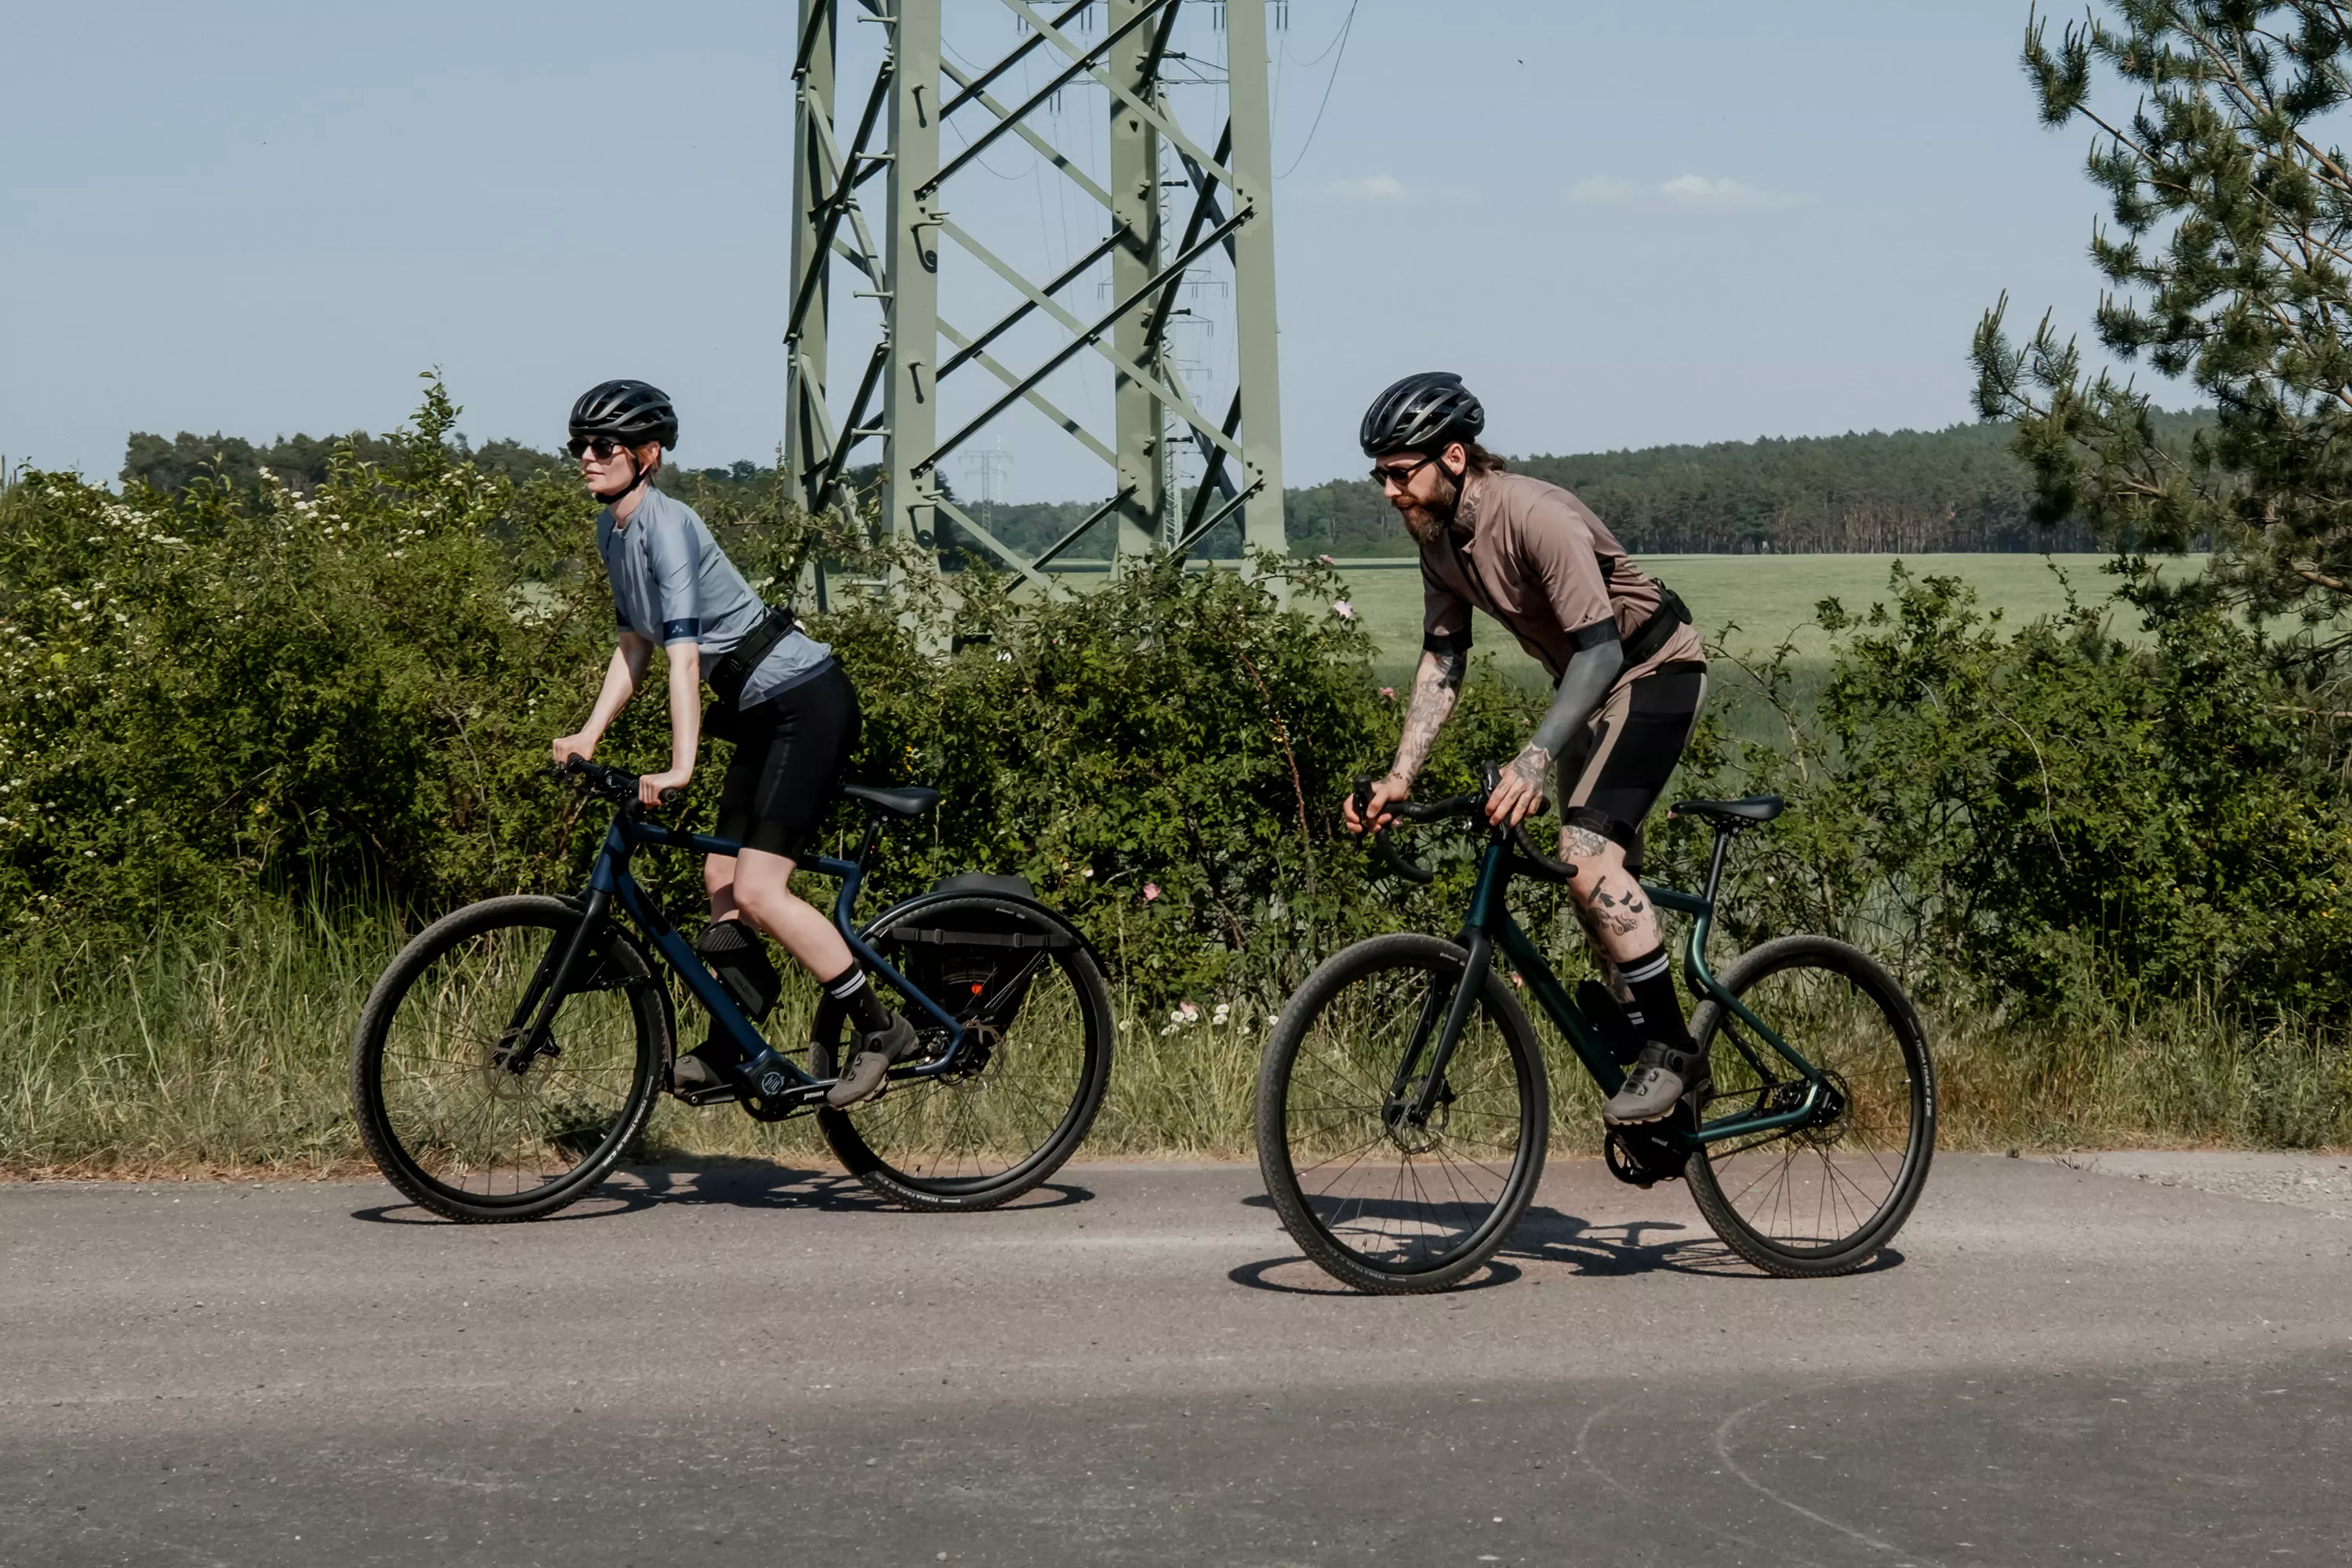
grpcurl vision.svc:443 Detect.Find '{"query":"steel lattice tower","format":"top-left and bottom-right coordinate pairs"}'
top-left (782, 0), bottom-right (1286, 597)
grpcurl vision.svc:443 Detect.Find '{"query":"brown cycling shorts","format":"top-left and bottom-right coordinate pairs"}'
top-left (1553, 659), bottom-right (1707, 873)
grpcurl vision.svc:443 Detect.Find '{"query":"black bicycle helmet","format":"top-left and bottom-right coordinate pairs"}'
top-left (569, 379), bottom-right (679, 451)
top-left (1359, 371), bottom-right (1484, 457)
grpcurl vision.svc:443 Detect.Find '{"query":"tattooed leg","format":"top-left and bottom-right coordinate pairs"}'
top-left (1560, 824), bottom-right (1664, 964)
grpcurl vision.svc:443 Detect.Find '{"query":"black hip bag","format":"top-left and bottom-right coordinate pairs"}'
top-left (706, 607), bottom-right (797, 710)
top-left (1621, 586), bottom-right (1693, 667)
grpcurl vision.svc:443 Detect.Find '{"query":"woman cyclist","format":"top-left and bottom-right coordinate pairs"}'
top-left (547, 379), bottom-right (914, 1107)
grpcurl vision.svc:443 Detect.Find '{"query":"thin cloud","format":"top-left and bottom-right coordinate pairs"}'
top-left (1305, 174), bottom-right (1481, 207)
top-left (1570, 173), bottom-right (1813, 212)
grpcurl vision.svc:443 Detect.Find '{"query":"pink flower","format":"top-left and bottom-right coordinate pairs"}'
top-left (1331, 598), bottom-right (1355, 621)
top-left (1380, 686), bottom-right (1396, 700)
top-left (1177, 1000), bottom-right (1200, 1023)
top-left (1317, 553), bottom-right (1336, 565)
top-left (1142, 883), bottom-right (1160, 903)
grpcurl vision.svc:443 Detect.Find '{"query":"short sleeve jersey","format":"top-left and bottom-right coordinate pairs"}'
top-left (1419, 470), bottom-right (1703, 688)
top-left (596, 487), bottom-right (831, 707)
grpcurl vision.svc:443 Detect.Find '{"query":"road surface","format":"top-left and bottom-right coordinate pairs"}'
top-left (3, 1153), bottom-right (2348, 1566)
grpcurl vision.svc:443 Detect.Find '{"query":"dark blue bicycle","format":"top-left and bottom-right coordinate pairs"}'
top-left (350, 759), bottom-right (1114, 1221)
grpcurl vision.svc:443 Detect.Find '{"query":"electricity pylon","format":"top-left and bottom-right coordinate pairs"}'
top-left (782, 0), bottom-right (1286, 597)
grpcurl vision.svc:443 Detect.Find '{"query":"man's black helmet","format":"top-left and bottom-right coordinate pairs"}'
top-left (569, 379), bottom-right (679, 450)
top-left (1360, 371), bottom-right (1484, 458)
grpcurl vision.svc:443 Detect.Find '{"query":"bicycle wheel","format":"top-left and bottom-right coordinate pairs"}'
top-left (811, 895), bottom-right (1113, 1211)
top-left (1256, 934), bottom-right (1549, 1294)
top-left (1685, 935), bottom-right (1935, 1276)
top-left (351, 895), bottom-right (669, 1223)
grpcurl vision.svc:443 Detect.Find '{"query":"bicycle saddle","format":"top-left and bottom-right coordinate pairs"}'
top-left (1671, 794), bottom-right (1784, 826)
top-left (843, 783), bottom-right (941, 818)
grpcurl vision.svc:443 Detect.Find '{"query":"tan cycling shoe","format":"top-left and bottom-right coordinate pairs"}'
top-left (826, 1013), bottom-right (920, 1108)
top-left (1603, 1041), bottom-right (1708, 1125)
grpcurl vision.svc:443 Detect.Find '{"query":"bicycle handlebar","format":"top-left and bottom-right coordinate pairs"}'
top-left (1351, 768), bottom-right (1577, 886)
top-left (553, 757), bottom-right (680, 811)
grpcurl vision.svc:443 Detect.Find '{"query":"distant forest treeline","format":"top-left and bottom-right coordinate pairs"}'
top-left (120, 413), bottom-right (2199, 557)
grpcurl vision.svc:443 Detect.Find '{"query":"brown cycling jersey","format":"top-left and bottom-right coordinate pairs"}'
top-left (1419, 470), bottom-right (1704, 688)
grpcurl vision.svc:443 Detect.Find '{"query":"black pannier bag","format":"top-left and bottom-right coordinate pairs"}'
top-left (885, 872), bottom-right (1057, 1025)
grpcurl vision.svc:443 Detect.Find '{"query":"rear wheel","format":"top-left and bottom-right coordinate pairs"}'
top-left (350, 896), bottom-right (668, 1222)
top-left (1256, 934), bottom-right (1549, 1294)
top-left (1685, 935), bottom-right (1935, 1276)
top-left (811, 895), bottom-right (1113, 1211)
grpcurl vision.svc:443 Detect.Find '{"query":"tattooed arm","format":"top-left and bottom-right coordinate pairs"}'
top-left (1487, 636), bottom-right (1624, 827)
top-left (1346, 647), bottom-right (1464, 833)
top-left (1392, 646), bottom-right (1465, 786)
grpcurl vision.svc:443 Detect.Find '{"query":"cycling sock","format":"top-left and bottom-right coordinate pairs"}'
top-left (1618, 946), bottom-right (1694, 1050)
top-left (822, 964), bottom-right (894, 1034)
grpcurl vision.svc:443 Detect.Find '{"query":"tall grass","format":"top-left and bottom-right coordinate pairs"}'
top-left (2, 897), bottom-right (2343, 1178)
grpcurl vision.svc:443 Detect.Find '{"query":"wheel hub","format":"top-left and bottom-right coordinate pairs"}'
top-left (481, 1030), bottom-right (550, 1102)
top-left (1381, 1075), bottom-right (1452, 1153)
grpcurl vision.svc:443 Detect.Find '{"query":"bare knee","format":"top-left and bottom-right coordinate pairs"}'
top-left (1559, 822), bottom-right (1628, 904)
top-left (729, 852), bottom-right (804, 927)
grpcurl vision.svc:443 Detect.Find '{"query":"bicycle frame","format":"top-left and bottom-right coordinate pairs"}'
top-left (1402, 827), bottom-right (1831, 1149)
top-left (513, 803), bottom-right (971, 1109)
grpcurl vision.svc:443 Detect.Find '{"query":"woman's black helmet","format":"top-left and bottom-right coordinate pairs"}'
top-left (569, 379), bottom-right (679, 450)
top-left (1359, 371), bottom-right (1484, 457)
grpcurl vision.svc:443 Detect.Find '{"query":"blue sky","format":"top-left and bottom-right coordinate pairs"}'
top-left (2, 2), bottom-right (2125, 497)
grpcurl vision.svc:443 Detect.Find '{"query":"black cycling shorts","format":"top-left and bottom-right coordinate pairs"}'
top-left (713, 660), bottom-right (862, 860)
top-left (1555, 660), bottom-right (1707, 873)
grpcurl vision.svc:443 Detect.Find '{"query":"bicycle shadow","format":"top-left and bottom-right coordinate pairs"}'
top-left (1228, 1192), bottom-right (1905, 1290)
top-left (350, 1157), bottom-right (1095, 1225)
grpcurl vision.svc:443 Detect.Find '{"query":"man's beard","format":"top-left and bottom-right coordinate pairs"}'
top-left (1399, 471), bottom-right (1462, 546)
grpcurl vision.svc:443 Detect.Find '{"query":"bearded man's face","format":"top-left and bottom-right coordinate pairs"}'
top-left (1374, 447), bottom-right (1465, 545)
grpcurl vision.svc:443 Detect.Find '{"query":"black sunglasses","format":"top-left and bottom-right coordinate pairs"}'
top-left (568, 436), bottom-right (630, 460)
top-left (1370, 454), bottom-right (1437, 488)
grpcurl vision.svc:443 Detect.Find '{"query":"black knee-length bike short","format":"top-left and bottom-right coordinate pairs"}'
top-left (711, 659), bottom-right (863, 860)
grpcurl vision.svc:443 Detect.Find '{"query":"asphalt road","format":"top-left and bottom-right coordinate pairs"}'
top-left (3, 1153), bottom-right (2348, 1566)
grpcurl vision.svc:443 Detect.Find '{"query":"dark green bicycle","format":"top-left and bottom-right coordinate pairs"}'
top-left (1255, 771), bottom-right (1935, 1293)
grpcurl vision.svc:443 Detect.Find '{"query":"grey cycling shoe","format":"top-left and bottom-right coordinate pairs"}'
top-left (826, 1013), bottom-right (920, 1108)
top-left (1603, 1041), bottom-right (1708, 1125)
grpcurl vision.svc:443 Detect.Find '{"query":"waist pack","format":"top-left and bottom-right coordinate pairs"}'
top-left (706, 606), bottom-right (799, 710)
top-left (885, 872), bottom-right (1054, 1025)
top-left (702, 606), bottom-right (799, 744)
top-left (1622, 586), bottom-right (1693, 667)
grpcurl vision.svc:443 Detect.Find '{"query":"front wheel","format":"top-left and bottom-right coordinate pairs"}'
top-left (350, 896), bottom-right (669, 1223)
top-left (1685, 935), bottom-right (1935, 1276)
top-left (811, 894), bottom-right (1114, 1211)
top-left (1256, 934), bottom-right (1550, 1294)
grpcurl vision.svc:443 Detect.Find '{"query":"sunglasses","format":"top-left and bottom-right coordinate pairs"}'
top-left (1370, 454), bottom-right (1437, 489)
top-left (568, 436), bottom-right (630, 460)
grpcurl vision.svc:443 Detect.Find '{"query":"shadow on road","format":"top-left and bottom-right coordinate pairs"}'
top-left (349, 1159), bottom-right (1096, 1226)
top-left (1227, 1195), bottom-right (1909, 1293)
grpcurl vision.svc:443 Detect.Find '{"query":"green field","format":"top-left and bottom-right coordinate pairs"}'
top-left (1328, 552), bottom-right (2169, 683)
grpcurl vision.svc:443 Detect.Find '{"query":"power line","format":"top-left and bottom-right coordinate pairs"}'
top-left (1274, 0), bottom-right (1359, 180)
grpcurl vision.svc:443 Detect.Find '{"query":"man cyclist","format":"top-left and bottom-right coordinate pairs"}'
top-left (1341, 372), bottom-right (1710, 1126)
top-left (547, 379), bottom-right (915, 1108)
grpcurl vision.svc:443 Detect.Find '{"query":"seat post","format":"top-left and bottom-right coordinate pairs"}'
top-left (852, 813), bottom-right (887, 872)
top-left (1701, 826), bottom-right (1737, 906)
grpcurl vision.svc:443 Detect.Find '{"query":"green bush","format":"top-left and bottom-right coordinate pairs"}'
top-left (1695, 564), bottom-right (2352, 1022)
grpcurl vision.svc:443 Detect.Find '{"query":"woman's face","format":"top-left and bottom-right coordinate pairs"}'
top-left (576, 438), bottom-right (659, 498)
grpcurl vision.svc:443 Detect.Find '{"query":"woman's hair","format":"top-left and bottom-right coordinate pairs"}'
top-left (1459, 440), bottom-right (1508, 476)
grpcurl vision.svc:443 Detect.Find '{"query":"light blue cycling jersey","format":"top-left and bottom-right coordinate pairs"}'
top-left (596, 486), bottom-right (829, 708)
